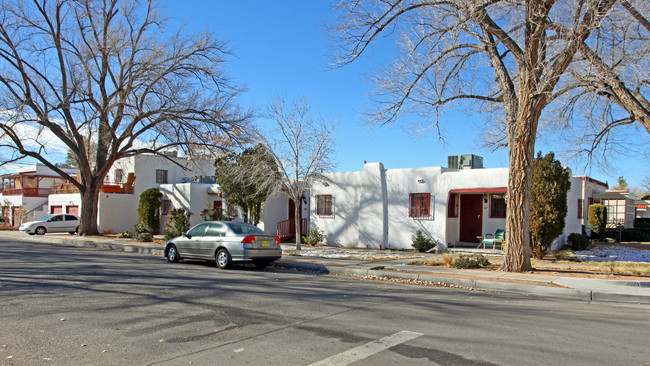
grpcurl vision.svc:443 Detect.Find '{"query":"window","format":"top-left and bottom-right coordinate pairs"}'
top-left (206, 223), bottom-right (225, 237)
top-left (447, 194), bottom-right (458, 218)
top-left (577, 199), bottom-right (584, 219)
top-left (156, 170), bottom-right (168, 184)
top-left (213, 200), bottom-right (222, 211)
top-left (188, 223), bottom-right (208, 237)
top-left (49, 215), bottom-right (63, 222)
top-left (316, 195), bottom-right (333, 216)
top-left (114, 169), bottom-right (124, 183)
top-left (490, 194), bottom-right (506, 218)
top-left (161, 199), bottom-right (172, 215)
top-left (409, 193), bottom-right (431, 218)
top-left (227, 204), bottom-right (238, 218)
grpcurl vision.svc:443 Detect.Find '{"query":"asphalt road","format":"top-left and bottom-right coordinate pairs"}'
top-left (1, 239), bottom-right (649, 366)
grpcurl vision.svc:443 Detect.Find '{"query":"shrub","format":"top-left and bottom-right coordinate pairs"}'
top-left (567, 233), bottom-right (590, 251)
top-left (121, 223), bottom-right (154, 242)
top-left (530, 151), bottom-right (571, 259)
top-left (200, 208), bottom-right (232, 221)
top-left (588, 204), bottom-right (607, 238)
top-left (411, 230), bottom-right (437, 253)
top-left (138, 188), bottom-right (162, 233)
top-left (163, 208), bottom-right (192, 241)
top-left (302, 227), bottom-right (325, 246)
top-left (453, 255), bottom-right (490, 269)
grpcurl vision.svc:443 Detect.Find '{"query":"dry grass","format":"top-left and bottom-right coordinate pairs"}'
top-left (441, 252), bottom-right (456, 267)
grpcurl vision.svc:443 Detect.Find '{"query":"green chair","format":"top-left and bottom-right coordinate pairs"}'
top-left (479, 229), bottom-right (505, 249)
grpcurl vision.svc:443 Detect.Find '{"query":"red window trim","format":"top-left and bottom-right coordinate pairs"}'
top-left (409, 193), bottom-right (432, 218)
top-left (577, 199), bottom-right (584, 219)
top-left (316, 194), bottom-right (333, 216)
top-left (448, 193), bottom-right (458, 218)
top-left (490, 194), bottom-right (506, 218)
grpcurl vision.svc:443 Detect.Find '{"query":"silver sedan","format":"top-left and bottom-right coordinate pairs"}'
top-left (164, 221), bottom-right (282, 269)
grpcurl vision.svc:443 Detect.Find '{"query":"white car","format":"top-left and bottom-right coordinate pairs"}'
top-left (19, 214), bottom-right (79, 235)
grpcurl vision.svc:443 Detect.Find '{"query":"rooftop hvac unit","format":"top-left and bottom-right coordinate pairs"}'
top-left (448, 154), bottom-right (484, 169)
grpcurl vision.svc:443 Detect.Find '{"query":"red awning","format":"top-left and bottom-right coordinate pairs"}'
top-left (450, 187), bottom-right (507, 194)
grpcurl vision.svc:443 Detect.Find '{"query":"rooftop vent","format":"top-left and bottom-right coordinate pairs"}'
top-left (448, 154), bottom-right (483, 169)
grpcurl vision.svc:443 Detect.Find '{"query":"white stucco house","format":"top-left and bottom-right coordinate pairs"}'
top-left (307, 157), bottom-right (609, 251)
top-left (48, 154), bottom-right (215, 234)
top-left (1, 164), bottom-right (77, 226)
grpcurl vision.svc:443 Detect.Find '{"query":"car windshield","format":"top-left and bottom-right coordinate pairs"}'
top-left (40, 215), bottom-right (55, 222)
top-left (226, 222), bottom-right (267, 235)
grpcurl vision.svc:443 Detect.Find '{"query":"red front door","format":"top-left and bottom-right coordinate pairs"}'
top-left (288, 199), bottom-right (302, 221)
top-left (459, 194), bottom-right (483, 243)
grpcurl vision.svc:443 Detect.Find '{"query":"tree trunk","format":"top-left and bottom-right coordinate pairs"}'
top-left (78, 179), bottom-right (101, 236)
top-left (503, 86), bottom-right (543, 271)
top-left (504, 133), bottom-right (534, 271)
top-left (294, 202), bottom-right (302, 251)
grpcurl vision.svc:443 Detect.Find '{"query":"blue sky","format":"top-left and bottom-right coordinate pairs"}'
top-left (2, 1), bottom-right (648, 189)
top-left (164, 1), bottom-right (648, 188)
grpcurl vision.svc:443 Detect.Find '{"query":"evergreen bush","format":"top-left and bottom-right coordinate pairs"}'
top-left (588, 204), bottom-right (607, 239)
top-left (453, 255), bottom-right (490, 269)
top-left (121, 223), bottom-right (154, 242)
top-left (411, 230), bottom-right (437, 252)
top-left (529, 152), bottom-right (570, 259)
top-left (138, 188), bottom-right (162, 234)
top-left (567, 233), bottom-right (590, 251)
top-left (302, 227), bottom-right (325, 246)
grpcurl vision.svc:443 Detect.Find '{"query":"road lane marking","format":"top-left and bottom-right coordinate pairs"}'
top-left (308, 330), bottom-right (423, 366)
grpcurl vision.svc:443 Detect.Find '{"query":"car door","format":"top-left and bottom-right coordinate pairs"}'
top-left (179, 223), bottom-right (209, 258)
top-left (197, 223), bottom-right (225, 258)
top-left (64, 215), bottom-right (78, 232)
top-left (46, 214), bottom-right (66, 233)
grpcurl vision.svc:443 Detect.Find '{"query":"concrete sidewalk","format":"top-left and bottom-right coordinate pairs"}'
top-left (3, 231), bottom-right (650, 304)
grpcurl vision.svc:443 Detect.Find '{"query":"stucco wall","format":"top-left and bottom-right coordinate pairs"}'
top-left (310, 171), bottom-right (362, 247)
top-left (98, 193), bottom-right (137, 234)
top-left (262, 193), bottom-right (290, 234)
top-left (385, 166), bottom-right (442, 250)
top-left (160, 183), bottom-right (224, 229)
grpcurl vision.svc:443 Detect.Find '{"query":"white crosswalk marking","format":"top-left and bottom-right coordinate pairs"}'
top-left (308, 330), bottom-right (424, 366)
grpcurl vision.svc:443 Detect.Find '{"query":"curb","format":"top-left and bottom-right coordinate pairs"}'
top-left (273, 261), bottom-right (650, 304)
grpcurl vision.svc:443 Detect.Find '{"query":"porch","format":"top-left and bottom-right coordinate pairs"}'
top-left (276, 218), bottom-right (308, 242)
top-left (447, 187), bottom-right (507, 246)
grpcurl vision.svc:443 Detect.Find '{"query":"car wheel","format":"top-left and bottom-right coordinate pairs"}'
top-left (215, 248), bottom-right (231, 269)
top-left (35, 226), bottom-right (46, 235)
top-left (254, 260), bottom-right (271, 269)
top-left (68, 226), bottom-right (78, 235)
top-left (166, 244), bottom-right (180, 263)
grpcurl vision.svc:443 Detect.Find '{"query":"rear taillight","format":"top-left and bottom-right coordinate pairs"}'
top-left (241, 235), bottom-right (256, 244)
top-left (275, 236), bottom-right (281, 245)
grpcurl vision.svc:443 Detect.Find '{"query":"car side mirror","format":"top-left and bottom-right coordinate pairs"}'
top-left (182, 231), bottom-right (191, 239)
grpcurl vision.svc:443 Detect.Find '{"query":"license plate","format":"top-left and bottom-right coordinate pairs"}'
top-left (261, 241), bottom-right (270, 247)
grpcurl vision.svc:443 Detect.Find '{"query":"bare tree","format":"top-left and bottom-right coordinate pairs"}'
top-left (642, 176), bottom-right (650, 195)
top-left (332, 0), bottom-right (649, 271)
top-left (260, 96), bottom-right (336, 250)
top-left (0, 0), bottom-right (252, 235)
